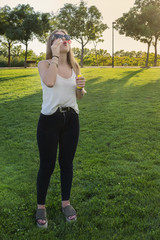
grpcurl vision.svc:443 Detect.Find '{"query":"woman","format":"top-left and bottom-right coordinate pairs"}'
top-left (36, 29), bottom-right (86, 228)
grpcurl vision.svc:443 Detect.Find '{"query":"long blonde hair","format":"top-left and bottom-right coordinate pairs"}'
top-left (46, 29), bottom-right (80, 75)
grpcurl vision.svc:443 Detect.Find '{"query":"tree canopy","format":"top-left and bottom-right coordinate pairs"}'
top-left (12, 4), bottom-right (53, 67)
top-left (0, 0), bottom-right (160, 68)
top-left (56, 1), bottom-right (108, 67)
top-left (0, 4), bottom-right (54, 67)
top-left (115, 0), bottom-right (160, 66)
top-left (0, 6), bottom-right (20, 66)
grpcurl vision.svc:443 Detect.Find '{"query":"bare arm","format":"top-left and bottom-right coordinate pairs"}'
top-left (38, 60), bottom-right (58, 88)
top-left (76, 75), bottom-right (86, 99)
top-left (76, 88), bottom-right (86, 99)
top-left (38, 39), bottom-right (62, 88)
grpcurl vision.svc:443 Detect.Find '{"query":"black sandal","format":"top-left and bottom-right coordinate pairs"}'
top-left (62, 205), bottom-right (77, 222)
top-left (36, 208), bottom-right (48, 228)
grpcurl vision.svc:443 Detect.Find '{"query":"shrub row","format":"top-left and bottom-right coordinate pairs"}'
top-left (1, 54), bottom-right (160, 67)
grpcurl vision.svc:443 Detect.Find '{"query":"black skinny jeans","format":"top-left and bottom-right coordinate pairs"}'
top-left (36, 109), bottom-right (79, 205)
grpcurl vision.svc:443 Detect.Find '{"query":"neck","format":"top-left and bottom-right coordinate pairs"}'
top-left (59, 53), bottom-right (68, 66)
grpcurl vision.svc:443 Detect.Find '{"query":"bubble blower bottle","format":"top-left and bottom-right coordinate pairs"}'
top-left (77, 75), bottom-right (83, 89)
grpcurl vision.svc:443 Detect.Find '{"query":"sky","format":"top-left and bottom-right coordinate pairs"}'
top-left (1, 0), bottom-right (159, 55)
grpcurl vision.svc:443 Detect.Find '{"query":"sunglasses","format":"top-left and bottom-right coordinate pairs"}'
top-left (52, 34), bottom-right (71, 40)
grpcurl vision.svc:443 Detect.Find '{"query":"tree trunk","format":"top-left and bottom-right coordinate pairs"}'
top-left (24, 42), bottom-right (28, 68)
top-left (80, 42), bottom-right (84, 68)
top-left (154, 36), bottom-right (158, 67)
top-left (94, 45), bottom-right (98, 66)
top-left (145, 40), bottom-right (151, 68)
top-left (8, 41), bottom-right (11, 67)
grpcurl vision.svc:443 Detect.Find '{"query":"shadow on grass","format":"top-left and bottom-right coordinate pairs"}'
top-left (84, 68), bottom-right (160, 98)
top-left (0, 73), bottom-right (38, 82)
top-left (0, 90), bottom-right (42, 130)
top-left (86, 69), bottom-right (145, 85)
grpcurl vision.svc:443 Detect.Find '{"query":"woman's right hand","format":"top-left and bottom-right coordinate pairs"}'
top-left (51, 39), bottom-right (62, 57)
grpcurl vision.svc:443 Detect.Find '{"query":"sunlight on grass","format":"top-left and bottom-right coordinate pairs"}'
top-left (124, 69), bottom-right (160, 87)
top-left (85, 68), bottom-right (122, 85)
top-left (0, 69), bottom-right (41, 103)
top-left (83, 68), bottom-right (160, 88)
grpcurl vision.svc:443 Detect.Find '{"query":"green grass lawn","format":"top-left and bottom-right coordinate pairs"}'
top-left (0, 67), bottom-right (160, 240)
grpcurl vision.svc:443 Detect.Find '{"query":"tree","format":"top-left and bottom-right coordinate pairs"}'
top-left (72, 47), bottom-right (82, 59)
top-left (115, 7), bottom-right (153, 67)
top-left (136, 51), bottom-right (144, 58)
top-left (12, 4), bottom-right (38, 68)
top-left (0, 4), bottom-right (55, 67)
top-left (134, 0), bottom-right (160, 8)
top-left (35, 12), bottom-right (56, 43)
top-left (57, 1), bottom-right (108, 67)
top-left (0, 42), bottom-right (24, 58)
top-left (114, 50), bottom-right (125, 57)
top-left (36, 52), bottom-right (46, 62)
top-left (92, 39), bottom-right (104, 66)
top-left (0, 6), bottom-right (19, 66)
top-left (96, 49), bottom-right (110, 66)
top-left (72, 47), bottom-right (91, 59)
top-left (0, 42), bottom-right (8, 57)
top-left (134, 0), bottom-right (160, 66)
top-left (11, 45), bottom-right (24, 57)
top-left (12, 4), bottom-right (53, 67)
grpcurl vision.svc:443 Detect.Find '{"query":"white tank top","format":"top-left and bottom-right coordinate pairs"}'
top-left (40, 65), bottom-right (79, 115)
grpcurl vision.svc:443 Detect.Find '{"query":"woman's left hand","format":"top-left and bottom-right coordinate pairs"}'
top-left (76, 75), bottom-right (85, 89)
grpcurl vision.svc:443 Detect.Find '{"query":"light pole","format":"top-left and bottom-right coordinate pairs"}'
top-left (112, 22), bottom-right (116, 68)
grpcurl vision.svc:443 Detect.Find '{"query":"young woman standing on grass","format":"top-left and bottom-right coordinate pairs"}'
top-left (36, 29), bottom-right (86, 228)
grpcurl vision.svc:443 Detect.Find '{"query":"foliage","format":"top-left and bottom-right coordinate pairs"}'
top-left (115, 0), bottom-right (160, 67)
top-left (0, 68), bottom-right (160, 239)
top-left (1, 46), bottom-right (160, 67)
top-left (35, 12), bottom-right (56, 43)
top-left (137, 0), bottom-right (160, 66)
top-left (11, 4), bottom-right (41, 67)
top-left (0, 42), bottom-right (8, 56)
top-left (0, 47), bottom-right (37, 67)
top-left (56, 0), bottom-right (108, 67)
top-left (115, 50), bottom-right (140, 57)
top-left (73, 48), bottom-right (160, 67)
top-left (72, 48), bottom-right (92, 59)
top-left (1, 1), bottom-right (160, 68)
top-left (34, 52), bottom-right (46, 62)
top-left (0, 56), bottom-right (7, 67)
top-left (0, 6), bottom-right (13, 36)
top-left (11, 45), bottom-right (24, 57)
top-left (0, 4), bottom-right (54, 68)
top-left (115, 6), bottom-right (153, 67)
top-left (0, 6), bottom-right (19, 66)
top-left (10, 57), bottom-right (25, 67)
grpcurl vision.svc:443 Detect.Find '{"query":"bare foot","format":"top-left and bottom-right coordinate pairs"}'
top-left (62, 200), bottom-right (77, 221)
top-left (37, 205), bottom-right (46, 225)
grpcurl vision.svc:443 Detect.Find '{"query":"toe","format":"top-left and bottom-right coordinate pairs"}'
top-left (68, 215), bottom-right (76, 220)
top-left (37, 219), bottom-right (46, 225)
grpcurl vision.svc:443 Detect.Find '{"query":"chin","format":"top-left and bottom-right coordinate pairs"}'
top-left (60, 42), bottom-right (70, 51)
top-left (60, 47), bottom-right (70, 54)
